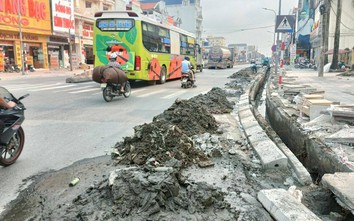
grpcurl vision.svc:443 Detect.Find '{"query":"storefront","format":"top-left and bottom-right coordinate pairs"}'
top-left (0, 0), bottom-right (51, 71)
top-left (48, 36), bottom-right (69, 69)
top-left (0, 32), bottom-right (49, 70)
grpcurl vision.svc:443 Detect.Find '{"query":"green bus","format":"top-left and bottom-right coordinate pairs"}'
top-left (93, 11), bottom-right (202, 84)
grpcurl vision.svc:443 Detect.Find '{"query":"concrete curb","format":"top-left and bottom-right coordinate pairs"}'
top-left (258, 189), bottom-right (321, 221)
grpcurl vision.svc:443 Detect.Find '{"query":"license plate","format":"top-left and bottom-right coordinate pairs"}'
top-left (182, 78), bottom-right (187, 82)
top-left (100, 83), bottom-right (107, 88)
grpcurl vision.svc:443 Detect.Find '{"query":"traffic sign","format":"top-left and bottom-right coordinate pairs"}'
top-left (275, 15), bottom-right (295, 33)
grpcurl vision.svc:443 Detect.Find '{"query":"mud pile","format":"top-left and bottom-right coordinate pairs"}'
top-left (48, 87), bottom-right (240, 221)
top-left (113, 87), bottom-right (234, 168)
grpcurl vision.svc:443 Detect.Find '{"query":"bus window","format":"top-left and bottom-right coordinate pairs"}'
top-left (142, 22), bottom-right (170, 53)
top-left (180, 34), bottom-right (195, 56)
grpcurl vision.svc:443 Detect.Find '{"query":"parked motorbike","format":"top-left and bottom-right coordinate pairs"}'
top-left (101, 81), bottom-right (131, 102)
top-left (13, 64), bottom-right (21, 73)
top-left (4, 63), bottom-right (14, 73)
top-left (0, 87), bottom-right (29, 166)
top-left (27, 64), bottom-right (35, 72)
top-left (181, 71), bottom-right (195, 88)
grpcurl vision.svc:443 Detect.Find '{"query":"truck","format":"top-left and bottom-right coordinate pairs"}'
top-left (207, 46), bottom-right (235, 69)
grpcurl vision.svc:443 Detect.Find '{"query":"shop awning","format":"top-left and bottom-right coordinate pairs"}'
top-left (324, 49), bottom-right (349, 55)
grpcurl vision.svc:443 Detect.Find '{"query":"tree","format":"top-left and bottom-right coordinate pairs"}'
top-left (330, 0), bottom-right (342, 70)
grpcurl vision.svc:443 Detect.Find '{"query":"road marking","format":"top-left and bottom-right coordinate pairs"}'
top-left (52, 85), bottom-right (94, 92)
top-left (135, 89), bottom-right (167, 98)
top-left (6, 83), bottom-right (63, 91)
top-left (69, 88), bottom-right (101, 94)
top-left (162, 90), bottom-right (187, 99)
top-left (28, 84), bottom-right (76, 91)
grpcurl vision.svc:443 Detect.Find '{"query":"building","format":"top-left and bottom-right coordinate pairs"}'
top-left (0, 0), bottom-right (124, 72)
top-left (0, 0), bottom-right (52, 70)
top-left (206, 36), bottom-right (226, 47)
top-left (300, 0), bottom-right (354, 67)
top-left (138, 0), bottom-right (203, 45)
top-left (72, 0), bottom-right (119, 68)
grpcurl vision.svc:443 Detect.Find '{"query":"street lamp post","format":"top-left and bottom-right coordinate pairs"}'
top-left (18, 2), bottom-right (26, 75)
top-left (262, 7), bottom-right (278, 76)
top-left (262, 8), bottom-right (276, 46)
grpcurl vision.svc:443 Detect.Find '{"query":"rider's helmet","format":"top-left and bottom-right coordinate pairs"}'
top-left (110, 52), bottom-right (117, 61)
top-left (184, 56), bottom-right (190, 61)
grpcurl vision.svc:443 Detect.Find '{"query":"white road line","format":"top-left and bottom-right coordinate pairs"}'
top-left (136, 89), bottom-right (167, 98)
top-left (52, 85), bottom-right (94, 92)
top-left (7, 83), bottom-right (63, 91)
top-left (131, 88), bottom-right (148, 94)
top-left (91, 88), bottom-right (148, 96)
top-left (162, 90), bottom-right (187, 99)
top-left (69, 88), bottom-right (101, 94)
top-left (28, 84), bottom-right (76, 91)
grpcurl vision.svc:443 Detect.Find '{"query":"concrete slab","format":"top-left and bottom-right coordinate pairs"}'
top-left (321, 172), bottom-right (354, 215)
top-left (258, 189), bottom-right (321, 221)
top-left (253, 140), bottom-right (287, 169)
top-left (238, 108), bottom-right (254, 119)
top-left (240, 116), bottom-right (259, 130)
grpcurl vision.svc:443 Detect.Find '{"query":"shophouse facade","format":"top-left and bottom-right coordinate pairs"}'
top-left (301, 0), bottom-right (353, 67)
top-left (0, 0), bottom-right (125, 72)
top-left (0, 0), bottom-right (52, 71)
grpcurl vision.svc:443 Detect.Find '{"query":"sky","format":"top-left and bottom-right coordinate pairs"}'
top-left (201, 0), bottom-right (299, 56)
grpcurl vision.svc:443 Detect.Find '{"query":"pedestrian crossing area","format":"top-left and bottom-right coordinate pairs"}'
top-left (4, 82), bottom-right (209, 99)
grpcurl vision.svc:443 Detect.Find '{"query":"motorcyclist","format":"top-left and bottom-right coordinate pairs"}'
top-left (107, 52), bottom-right (122, 69)
top-left (181, 56), bottom-right (196, 87)
top-left (106, 52), bottom-right (126, 92)
top-left (92, 65), bottom-right (128, 94)
top-left (250, 59), bottom-right (257, 73)
top-left (0, 97), bottom-right (16, 109)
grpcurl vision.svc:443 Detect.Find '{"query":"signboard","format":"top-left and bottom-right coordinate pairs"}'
top-left (0, 47), bottom-right (3, 71)
top-left (51, 0), bottom-right (75, 34)
top-left (50, 51), bottom-right (59, 69)
top-left (275, 15), bottom-right (295, 33)
top-left (0, 0), bottom-right (51, 35)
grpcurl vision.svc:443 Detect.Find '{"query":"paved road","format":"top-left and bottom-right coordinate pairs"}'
top-left (0, 65), bottom-right (248, 213)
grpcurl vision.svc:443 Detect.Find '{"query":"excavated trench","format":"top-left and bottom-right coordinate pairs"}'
top-left (0, 68), bottom-right (352, 221)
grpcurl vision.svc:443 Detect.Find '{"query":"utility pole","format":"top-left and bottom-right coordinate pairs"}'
top-left (330, 0), bottom-right (342, 70)
top-left (324, 1), bottom-right (330, 65)
top-left (318, 1), bottom-right (328, 77)
top-left (68, 15), bottom-right (73, 71)
top-left (17, 1), bottom-right (25, 75)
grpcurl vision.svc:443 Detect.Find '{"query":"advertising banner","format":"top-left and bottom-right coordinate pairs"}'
top-left (0, 0), bottom-right (51, 35)
top-left (51, 0), bottom-right (75, 34)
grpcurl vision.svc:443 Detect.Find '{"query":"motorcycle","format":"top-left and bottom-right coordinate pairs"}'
top-left (13, 64), bottom-right (21, 73)
top-left (4, 63), bottom-right (14, 73)
top-left (101, 81), bottom-right (131, 102)
top-left (181, 72), bottom-right (195, 88)
top-left (0, 87), bottom-right (29, 166)
top-left (27, 64), bottom-right (35, 72)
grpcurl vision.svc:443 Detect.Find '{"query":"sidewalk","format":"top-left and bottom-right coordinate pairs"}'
top-left (274, 66), bottom-right (354, 215)
top-left (0, 68), bottom-right (86, 81)
top-left (283, 67), bottom-right (354, 105)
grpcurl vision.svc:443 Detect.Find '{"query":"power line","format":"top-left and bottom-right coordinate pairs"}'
top-left (205, 25), bottom-right (275, 34)
top-left (330, 1), bottom-right (354, 31)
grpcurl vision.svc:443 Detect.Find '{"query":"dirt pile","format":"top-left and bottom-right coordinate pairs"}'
top-left (113, 87), bottom-right (234, 168)
top-left (49, 86), bottom-right (241, 221)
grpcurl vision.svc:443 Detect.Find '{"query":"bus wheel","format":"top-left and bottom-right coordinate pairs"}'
top-left (158, 66), bottom-right (166, 84)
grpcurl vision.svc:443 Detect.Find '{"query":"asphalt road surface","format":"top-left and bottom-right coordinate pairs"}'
top-left (0, 65), bottom-right (248, 213)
